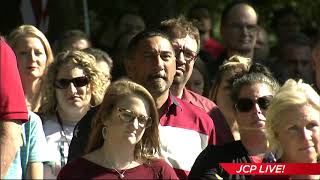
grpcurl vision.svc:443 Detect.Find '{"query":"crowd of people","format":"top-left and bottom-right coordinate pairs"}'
top-left (1, 1), bottom-right (319, 180)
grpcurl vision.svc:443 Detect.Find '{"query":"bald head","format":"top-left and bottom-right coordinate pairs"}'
top-left (221, 2), bottom-right (258, 57)
top-left (221, 3), bottom-right (257, 26)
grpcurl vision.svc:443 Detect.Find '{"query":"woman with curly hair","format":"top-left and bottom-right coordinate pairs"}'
top-left (39, 50), bottom-right (109, 178)
top-left (57, 79), bottom-right (177, 179)
top-left (208, 55), bottom-right (251, 142)
top-left (7, 25), bottom-right (54, 112)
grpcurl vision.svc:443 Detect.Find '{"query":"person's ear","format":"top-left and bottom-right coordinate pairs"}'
top-left (311, 53), bottom-right (318, 71)
top-left (124, 58), bottom-right (135, 78)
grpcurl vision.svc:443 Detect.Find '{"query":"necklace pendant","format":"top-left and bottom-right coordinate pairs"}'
top-left (119, 174), bottom-right (124, 179)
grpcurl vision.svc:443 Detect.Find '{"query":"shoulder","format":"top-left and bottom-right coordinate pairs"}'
top-left (42, 117), bottom-right (60, 135)
top-left (57, 158), bottom-right (91, 179)
top-left (27, 111), bottom-right (43, 126)
top-left (183, 89), bottom-right (217, 112)
top-left (148, 159), bottom-right (179, 179)
top-left (168, 97), bottom-right (215, 135)
top-left (193, 141), bottom-right (247, 167)
top-left (0, 39), bottom-right (28, 122)
top-left (176, 97), bottom-right (210, 118)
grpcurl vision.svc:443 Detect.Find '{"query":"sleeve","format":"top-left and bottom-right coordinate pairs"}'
top-left (27, 112), bottom-right (49, 162)
top-left (188, 145), bottom-right (221, 180)
top-left (204, 113), bottom-right (216, 145)
top-left (0, 38), bottom-right (28, 122)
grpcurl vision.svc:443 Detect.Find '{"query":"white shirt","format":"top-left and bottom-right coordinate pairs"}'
top-left (42, 115), bottom-right (76, 179)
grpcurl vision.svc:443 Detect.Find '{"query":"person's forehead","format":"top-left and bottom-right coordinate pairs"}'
top-left (278, 105), bottom-right (320, 127)
top-left (137, 36), bottom-right (173, 51)
top-left (57, 64), bottom-right (85, 78)
top-left (238, 83), bottom-right (272, 97)
top-left (172, 35), bottom-right (198, 51)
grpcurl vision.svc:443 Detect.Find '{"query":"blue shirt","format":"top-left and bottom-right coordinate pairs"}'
top-left (4, 111), bottom-right (48, 179)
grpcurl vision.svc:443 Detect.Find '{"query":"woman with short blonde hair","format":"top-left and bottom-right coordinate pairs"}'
top-left (266, 79), bottom-right (320, 179)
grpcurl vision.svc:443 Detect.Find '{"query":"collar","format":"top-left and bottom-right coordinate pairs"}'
top-left (168, 93), bottom-right (181, 108)
top-left (162, 93), bottom-right (182, 115)
top-left (182, 88), bottom-right (194, 102)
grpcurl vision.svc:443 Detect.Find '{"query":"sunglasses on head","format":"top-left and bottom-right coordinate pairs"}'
top-left (54, 76), bottom-right (89, 89)
top-left (235, 95), bottom-right (273, 112)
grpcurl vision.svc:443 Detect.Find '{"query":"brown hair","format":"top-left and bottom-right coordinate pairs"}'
top-left (86, 78), bottom-right (161, 162)
top-left (209, 55), bottom-right (252, 102)
top-left (160, 15), bottom-right (200, 52)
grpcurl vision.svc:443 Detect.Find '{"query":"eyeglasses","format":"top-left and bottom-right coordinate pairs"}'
top-left (228, 23), bottom-right (258, 34)
top-left (235, 95), bottom-right (273, 112)
top-left (117, 107), bottom-right (152, 128)
top-left (54, 76), bottom-right (89, 89)
top-left (173, 46), bottom-right (198, 62)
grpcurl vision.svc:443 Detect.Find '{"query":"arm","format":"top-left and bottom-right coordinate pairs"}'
top-left (27, 162), bottom-right (43, 179)
top-left (188, 145), bottom-right (221, 180)
top-left (0, 120), bottom-right (22, 178)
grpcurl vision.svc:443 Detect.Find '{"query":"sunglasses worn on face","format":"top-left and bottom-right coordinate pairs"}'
top-left (235, 95), bottom-right (273, 112)
top-left (117, 107), bottom-right (152, 128)
top-left (54, 76), bottom-right (89, 89)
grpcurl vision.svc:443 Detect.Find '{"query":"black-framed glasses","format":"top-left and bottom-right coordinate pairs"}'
top-left (54, 76), bottom-right (89, 89)
top-left (173, 46), bottom-right (198, 62)
top-left (235, 95), bottom-right (273, 112)
top-left (117, 107), bottom-right (152, 128)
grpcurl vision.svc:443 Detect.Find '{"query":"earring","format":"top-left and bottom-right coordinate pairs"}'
top-left (102, 126), bottom-right (108, 140)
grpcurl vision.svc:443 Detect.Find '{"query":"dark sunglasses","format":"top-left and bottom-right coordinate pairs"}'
top-left (235, 95), bottom-right (273, 112)
top-left (54, 76), bottom-right (89, 89)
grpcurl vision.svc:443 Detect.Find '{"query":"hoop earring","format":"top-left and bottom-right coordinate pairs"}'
top-left (102, 126), bottom-right (108, 140)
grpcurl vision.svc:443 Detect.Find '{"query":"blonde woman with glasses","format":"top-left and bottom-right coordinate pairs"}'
top-left (57, 79), bottom-right (178, 179)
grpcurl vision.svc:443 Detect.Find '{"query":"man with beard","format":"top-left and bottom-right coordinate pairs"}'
top-left (207, 1), bottom-right (258, 82)
top-left (160, 16), bottom-right (234, 145)
top-left (124, 30), bottom-right (216, 179)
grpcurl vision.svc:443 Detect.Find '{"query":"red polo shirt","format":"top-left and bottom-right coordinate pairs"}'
top-left (182, 88), bottom-right (234, 145)
top-left (159, 93), bottom-right (216, 179)
top-left (0, 38), bottom-right (28, 122)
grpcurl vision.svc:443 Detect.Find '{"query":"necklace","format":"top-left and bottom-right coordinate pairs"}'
top-left (112, 161), bottom-right (133, 179)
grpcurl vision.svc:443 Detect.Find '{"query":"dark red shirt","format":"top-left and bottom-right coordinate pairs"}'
top-left (0, 38), bottom-right (28, 122)
top-left (182, 89), bottom-right (234, 145)
top-left (57, 158), bottom-right (178, 179)
top-left (203, 38), bottom-right (225, 59)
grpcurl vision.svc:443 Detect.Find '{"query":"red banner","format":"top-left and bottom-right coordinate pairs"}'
top-left (220, 163), bottom-right (320, 175)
